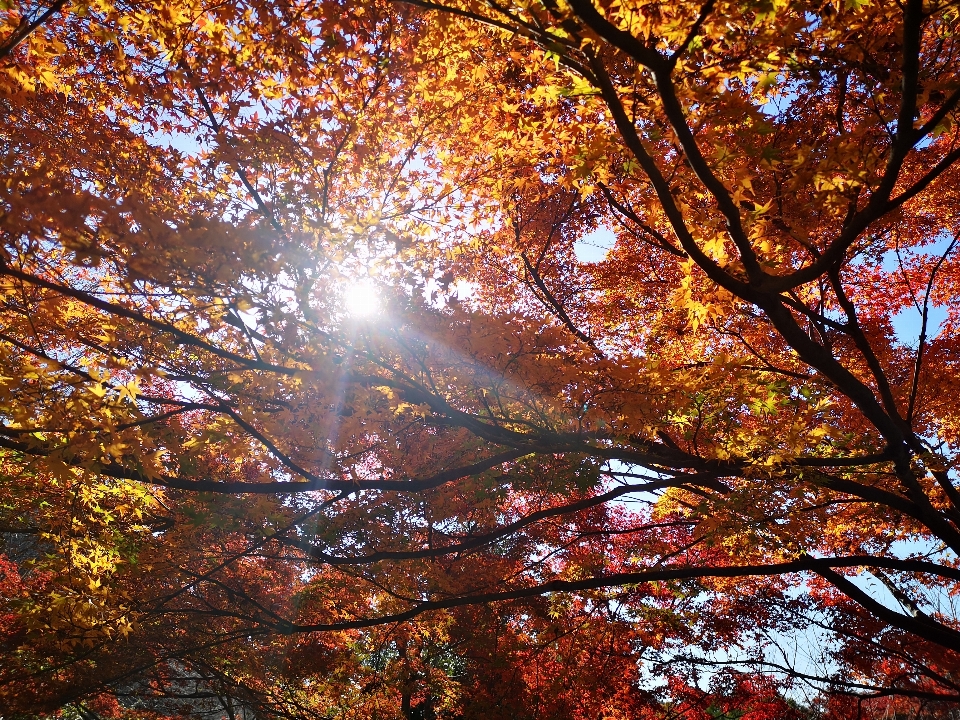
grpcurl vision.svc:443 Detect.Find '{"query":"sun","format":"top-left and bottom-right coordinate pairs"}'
top-left (342, 279), bottom-right (381, 318)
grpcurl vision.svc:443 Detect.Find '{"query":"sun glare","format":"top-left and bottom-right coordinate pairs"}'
top-left (343, 279), bottom-right (381, 318)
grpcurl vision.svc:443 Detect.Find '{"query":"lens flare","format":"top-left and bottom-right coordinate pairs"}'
top-left (343, 279), bottom-right (380, 317)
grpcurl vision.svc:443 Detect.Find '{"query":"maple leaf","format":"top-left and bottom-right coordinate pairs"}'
top-left (2, 0), bottom-right (960, 717)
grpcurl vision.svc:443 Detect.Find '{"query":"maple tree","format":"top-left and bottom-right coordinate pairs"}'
top-left (2, 0), bottom-right (960, 717)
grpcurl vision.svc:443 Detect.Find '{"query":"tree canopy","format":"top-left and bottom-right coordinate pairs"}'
top-left (2, 0), bottom-right (960, 717)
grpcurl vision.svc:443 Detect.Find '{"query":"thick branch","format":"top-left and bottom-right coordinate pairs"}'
top-left (0, 0), bottom-right (68, 60)
top-left (818, 565), bottom-right (960, 652)
top-left (276, 556), bottom-right (960, 643)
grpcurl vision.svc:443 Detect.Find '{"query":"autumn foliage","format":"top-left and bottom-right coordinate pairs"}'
top-left (2, 0), bottom-right (960, 717)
